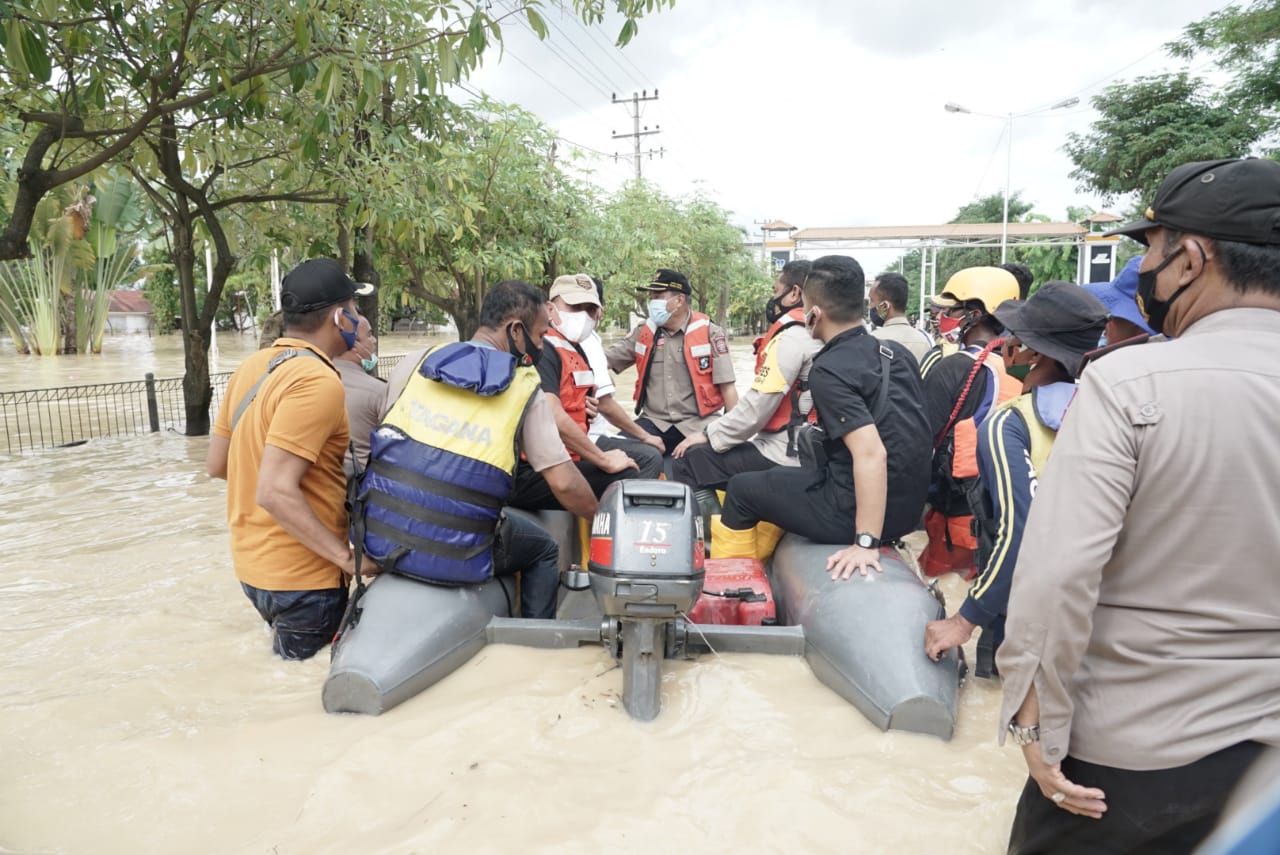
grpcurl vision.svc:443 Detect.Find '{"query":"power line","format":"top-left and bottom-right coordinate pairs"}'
top-left (969, 123), bottom-right (1009, 202)
top-left (569, 13), bottom-right (651, 90)
top-left (591, 21), bottom-right (652, 89)
top-left (499, 1), bottom-right (616, 101)
top-left (502, 49), bottom-right (602, 119)
top-left (537, 7), bottom-right (629, 96)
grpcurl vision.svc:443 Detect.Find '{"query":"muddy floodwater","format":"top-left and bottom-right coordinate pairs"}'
top-left (1, 330), bottom-right (1025, 854)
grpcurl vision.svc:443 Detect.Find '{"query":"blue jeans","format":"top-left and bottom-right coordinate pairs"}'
top-left (493, 511), bottom-right (560, 619)
top-left (240, 583), bottom-right (348, 660)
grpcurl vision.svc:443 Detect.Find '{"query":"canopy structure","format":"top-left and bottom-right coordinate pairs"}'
top-left (791, 221), bottom-right (1085, 251)
top-left (777, 220), bottom-right (1113, 303)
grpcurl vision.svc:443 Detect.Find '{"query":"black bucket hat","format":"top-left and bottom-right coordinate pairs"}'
top-left (993, 281), bottom-right (1109, 378)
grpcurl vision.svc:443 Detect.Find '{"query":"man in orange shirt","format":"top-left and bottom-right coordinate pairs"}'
top-left (206, 258), bottom-right (376, 660)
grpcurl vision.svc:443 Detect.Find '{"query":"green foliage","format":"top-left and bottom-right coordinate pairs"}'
top-left (1172, 1), bottom-right (1280, 141)
top-left (0, 0), bottom-right (674, 262)
top-left (587, 182), bottom-right (765, 329)
top-left (142, 246), bottom-right (179, 333)
top-left (1065, 73), bottom-right (1266, 204)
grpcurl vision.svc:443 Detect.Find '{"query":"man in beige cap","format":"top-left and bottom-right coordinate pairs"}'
top-left (509, 274), bottom-right (662, 510)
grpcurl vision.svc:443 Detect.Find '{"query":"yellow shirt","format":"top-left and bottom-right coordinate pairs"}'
top-left (211, 338), bottom-right (349, 591)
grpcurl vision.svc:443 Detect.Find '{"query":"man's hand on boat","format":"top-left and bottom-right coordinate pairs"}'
top-left (924, 613), bottom-right (977, 661)
top-left (825, 545), bottom-right (882, 580)
top-left (343, 544), bottom-right (381, 579)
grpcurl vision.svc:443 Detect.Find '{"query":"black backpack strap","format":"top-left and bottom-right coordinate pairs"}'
top-left (873, 342), bottom-right (894, 423)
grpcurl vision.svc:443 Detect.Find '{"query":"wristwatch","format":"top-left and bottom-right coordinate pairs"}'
top-left (853, 532), bottom-right (881, 549)
top-left (1007, 720), bottom-right (1041, 746)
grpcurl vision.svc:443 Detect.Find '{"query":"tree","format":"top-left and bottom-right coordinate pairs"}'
top-left (586, 182), bottom-right (765, 328)
top-left (0, 0), bottom-right (674, 432)
top-left (352, 98), bottom-right (593, 340)
top-left (1172, 0), bottom-right (1280, 149)
top-left (1065, 73), bottom-right (1266, 204)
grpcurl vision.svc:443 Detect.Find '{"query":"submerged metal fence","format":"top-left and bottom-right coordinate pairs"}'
top-left (0, 353), bottom-right (406, 455)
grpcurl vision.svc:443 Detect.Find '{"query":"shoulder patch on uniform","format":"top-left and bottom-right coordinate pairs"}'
top-left (712, 333), bottom-right (729, 355)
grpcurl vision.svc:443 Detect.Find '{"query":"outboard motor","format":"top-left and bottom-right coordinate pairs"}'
top-left (588, 479), bottom-right (704, 721)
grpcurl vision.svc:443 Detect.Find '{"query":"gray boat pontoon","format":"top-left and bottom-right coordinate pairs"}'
top-left (323, 481), bottom-right (961, 739)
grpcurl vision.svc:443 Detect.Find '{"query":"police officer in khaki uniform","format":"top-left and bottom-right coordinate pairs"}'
top-left (606, 269), bottom-right (738, 455)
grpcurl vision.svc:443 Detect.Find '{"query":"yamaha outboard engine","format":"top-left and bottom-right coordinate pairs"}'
top-left (588, 479), bottom-right (704, 721)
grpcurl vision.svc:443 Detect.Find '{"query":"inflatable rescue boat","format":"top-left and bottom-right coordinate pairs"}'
top-left (323, 481), bottom-right (961, 739)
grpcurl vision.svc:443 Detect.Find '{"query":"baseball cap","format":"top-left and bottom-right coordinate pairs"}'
top-left (548, 273), bottom-right (601, 307)
top-left (281, 259), bottom-right (376, 313)
top-left (1083, 256), bottom-right (1155, 336)
top-left (1106, 158), bottom-right (1280, 246)
top-left (993, 281), bottom-right (1109, 378)
top-left (637, 268), bottom-right (691, 296)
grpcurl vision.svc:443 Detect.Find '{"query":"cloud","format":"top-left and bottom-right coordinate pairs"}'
top-left (463, 0), bottom-right (1229, 273)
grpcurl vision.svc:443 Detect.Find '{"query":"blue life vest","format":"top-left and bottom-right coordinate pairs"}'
top-left (359, 342), bottom-right (541, 585)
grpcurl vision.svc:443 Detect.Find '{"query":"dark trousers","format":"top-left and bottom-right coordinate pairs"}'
top-left (669, 441), bottom-right (773, 491)
top-left (492, 511), bottom-right (560, 619)
top-left (508, 437), bottom-right (663, 511)
top-left (721, 465), bottom-right (857, 543)
top-left (635, 417), bottom-right (687, 456)
top-left (240, 583), bottom-right (348, 660)
top-left (1008, 741), bottom-right (1266, 855)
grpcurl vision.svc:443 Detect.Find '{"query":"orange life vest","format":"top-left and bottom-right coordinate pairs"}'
top-left (634, 312), bottom-right (725, 417)
top-left (542, 331), bottom-right (595, 461)
top-left (752, 307), bottom-right (812, 433)
top-left (950, 350), bottom-right (1022, 481)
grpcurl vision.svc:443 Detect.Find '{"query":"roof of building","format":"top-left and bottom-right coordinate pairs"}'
top-left (760, 220), bottom-right (797, 231)
top-left (1081, 212), bottom-right (1124, 224)
top-left (792, 222), bottom-right (1085, 241)
top-left (108, 290), bottom-right (153, 314)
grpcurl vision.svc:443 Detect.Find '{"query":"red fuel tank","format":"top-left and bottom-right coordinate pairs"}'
top-left (687, 558), bottom-right (777, 626)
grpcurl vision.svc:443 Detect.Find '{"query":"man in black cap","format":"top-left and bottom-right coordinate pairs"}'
top-left (923, 282), bottom-right (1108, 674)
top-left (997, 158), bottom-right (1280, 853)
top-left (207, 258), bottom-right (376, 660)
top-left (606, 269), bottom-right (738, 455)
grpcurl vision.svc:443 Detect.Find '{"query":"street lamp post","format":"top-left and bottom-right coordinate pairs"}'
top-left (945, 97), bottom-right (1079, 264)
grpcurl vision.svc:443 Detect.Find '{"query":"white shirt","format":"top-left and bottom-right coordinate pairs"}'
top-left (580, 331), bottom-right (616, 439)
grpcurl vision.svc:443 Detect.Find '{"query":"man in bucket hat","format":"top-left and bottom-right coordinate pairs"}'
top-left (1084, 255), bottom-right (1156, 345)
top-left (923, 281), bottom-right (1108, 675)
top-left (996, 158), bottom-right (1280, 852)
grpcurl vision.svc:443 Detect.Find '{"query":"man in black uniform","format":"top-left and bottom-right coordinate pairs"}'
top-left (715, 255), bottom-right (932, 578)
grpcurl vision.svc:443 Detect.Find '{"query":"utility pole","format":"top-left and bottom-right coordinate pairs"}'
top-left (611, 90), bottom-right (663, 179)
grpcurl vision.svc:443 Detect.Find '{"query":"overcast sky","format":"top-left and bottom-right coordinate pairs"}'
top-left (464, 0), bottom-right (1228, 271)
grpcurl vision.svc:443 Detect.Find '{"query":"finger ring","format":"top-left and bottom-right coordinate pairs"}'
top-left (1051, 792), bottom-right (1066, 805)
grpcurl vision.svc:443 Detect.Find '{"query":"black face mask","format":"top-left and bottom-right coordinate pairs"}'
top-left (765, 288), bottom-right (798, 324)
top-left (1136, 246), bottom-right (1194, 336)
top-left (506, 322), bottom-right (541, 366)
top-left (868, 306), bottom-right (885, 328)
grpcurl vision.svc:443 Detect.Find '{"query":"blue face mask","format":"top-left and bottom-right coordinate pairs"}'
top-left (1097, 333), bottom-right (1108, 348)
top-left (338, 309), bottom-right (359, 350)
top-left (360, 353), bottom-right (378, 373)
top-left (648, 298), bottom-right (672, 326)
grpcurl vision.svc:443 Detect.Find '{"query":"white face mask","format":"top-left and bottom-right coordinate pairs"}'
top-left (555, 308), bottom-right (595, 343)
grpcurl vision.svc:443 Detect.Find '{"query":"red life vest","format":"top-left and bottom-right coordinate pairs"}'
top-left (752, 307), bottom-right (813, 433)
top-left (543, 331), bottom-right (595, 460)
top-left (634, 312), bottom-right (725, 417)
